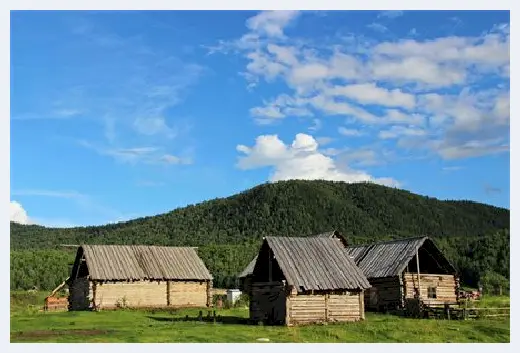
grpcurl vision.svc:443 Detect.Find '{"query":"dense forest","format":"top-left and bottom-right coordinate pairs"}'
top-left (10, 180), bottom-right (510, 291)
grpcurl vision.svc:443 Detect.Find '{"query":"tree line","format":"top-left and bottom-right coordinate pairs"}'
top-left (10, 180), bottom-right (510, 291)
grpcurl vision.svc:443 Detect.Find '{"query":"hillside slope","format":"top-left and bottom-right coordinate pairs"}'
top-left (10, 180), bottom-right (509, 249)
top-left (10, 180), bottom-right (510, 290)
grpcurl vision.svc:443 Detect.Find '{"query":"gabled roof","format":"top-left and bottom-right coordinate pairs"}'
top-left (345, 236), bottom-right (456, 279)
top-left (259, 236), bottom-right (370, 291)
top-left (238, 230), bottom-right (347, 279)
top-left (238, 255), bottom-right (258, 278)
top-left (74, 245), bottom-right (212, 281)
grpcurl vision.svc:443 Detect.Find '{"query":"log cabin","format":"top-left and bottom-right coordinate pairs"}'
top-left (248, 236), bottom-right (371, 326)
top-left (238, 230), bottom-right (347, 295)
top-left (67, 245), bottom-right (213, 311)
top-left (345, 236), bottom-right (459, 311)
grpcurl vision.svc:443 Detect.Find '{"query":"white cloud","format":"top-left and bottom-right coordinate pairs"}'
top-left (338, 127), bottom-right (363, 137)
top-left (78, 140), bottom-right (190, 165)
top-left (367, 23), bottom-right (388, 33)
top-left (133, 117), bottom-right (177, 138)
top-left (379, 126), bottom-right (427, 139)
top-left (325, 83), bottom-right (416, 109)
top-left (10, 201), bottom-right (31, 225)
top-left (250, 105), bottom-right (284, 119)
top-left (246, 11), bottom-right (300, 38)
top-left (370, 56), bottom-right (467, 87)
top-left (236, 133), bottom-right (399, 186)
top-left (373, 34), bottom-right (509, 67)
top-left (213, 14), bottom-right (509, 162)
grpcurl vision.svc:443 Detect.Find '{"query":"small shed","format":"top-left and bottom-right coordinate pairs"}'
top-left (249, 236), bottom-right (371, 326)
top-left (238, 230), bottom-right (347, 294)
top-left (67, 244), bottom-right (213, 310)
top-left (346, 236), bottom-right (459, 311)
top-left (227, 289), bottom-right (242, 305)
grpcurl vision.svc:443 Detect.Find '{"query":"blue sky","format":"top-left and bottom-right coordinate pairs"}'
top-left (10, 10), bottom-right (510, 227)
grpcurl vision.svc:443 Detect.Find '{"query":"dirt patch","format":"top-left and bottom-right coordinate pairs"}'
top-left (12, 329), bottom-right (112, 339)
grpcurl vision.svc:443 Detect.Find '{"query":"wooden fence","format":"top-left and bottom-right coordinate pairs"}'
top-left (405, 299), bottom-right (510, 320)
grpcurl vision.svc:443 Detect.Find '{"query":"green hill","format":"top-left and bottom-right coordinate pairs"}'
top-left (10, 180), bottom-right (510, 290)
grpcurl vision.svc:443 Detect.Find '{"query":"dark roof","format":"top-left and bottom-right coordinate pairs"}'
top-left (261, 236), bottom-right (370, 291)
top-left (77, 245), bottom-right (212, 281)
top-left (345, 236), bottom-right (456, 279)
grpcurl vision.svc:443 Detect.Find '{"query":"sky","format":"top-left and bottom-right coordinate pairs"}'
top-left (10, 10), bottom-right (510, 227)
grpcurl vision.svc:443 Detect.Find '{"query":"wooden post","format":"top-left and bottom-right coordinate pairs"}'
top-left (463, 299), bottom-right (468, 320)
top-left (359, 290), bottom-right (365, 320)
top-left (415, 249), bottom-right (421, 299)
top-left (325, 293), bottom-right (329, 322)
top-left (206, 280), bottom-right (213, 307)
top-left (92, 282), bottom-right (97, 310)
top-left (268, 250), bottom-right (273, 282)
top-left (166, 281), bottom-right (171, 306)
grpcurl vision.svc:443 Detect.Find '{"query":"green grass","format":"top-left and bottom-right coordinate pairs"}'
top-left (10, 292), bottom-right (510, 343)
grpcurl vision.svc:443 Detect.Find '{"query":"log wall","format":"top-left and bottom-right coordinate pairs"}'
top-left (403, 273), bottom-right (457, 305)
top-left (90, 280), bottom-right (210, 310)
top-left (286, 291), bottom-right (363, 326)
top-left (364, 276), bottom-right (402, 311)
top-left (169, 281), bottom-right (209, 307)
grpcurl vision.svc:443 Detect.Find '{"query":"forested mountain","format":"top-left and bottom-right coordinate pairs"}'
top-left (10, 180), bottom-right (510, 291)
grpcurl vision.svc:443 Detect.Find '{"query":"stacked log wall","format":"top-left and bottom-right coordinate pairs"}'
top-left (286, 290), bottom-right (364, 326)
top-left (92, 280), bottom-right (210, 309)
top-left (169, 280), bottom-right (209, 307)
top-left (364, 276), bottom-right (402, 311)
top-left (403, 273), bottom-right (457, 305)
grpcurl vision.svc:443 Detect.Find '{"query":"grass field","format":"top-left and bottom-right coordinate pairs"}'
top-left (10, 292), bottom-right (510, 343)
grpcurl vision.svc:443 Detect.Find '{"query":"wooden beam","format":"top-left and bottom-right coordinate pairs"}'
top-left (359, 291), bottom-right (365, 320)
top-left (416, 249), bottom-right (421, 298)
top-left (167, 281), bottom-right (171, 306)
top-left (268, 250), bottom-right (273, 282)
top-left (325, 293), bottom-right (329, 322)
top-left (49, 277), bottom-right (70, 297)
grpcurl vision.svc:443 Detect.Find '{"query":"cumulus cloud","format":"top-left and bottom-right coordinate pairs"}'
top-left (236, 133), bottom-right (399, 187)
top-left (10, 201), bottom-right (31, 225)
top-left (212, 12), bottom-right (509, 162)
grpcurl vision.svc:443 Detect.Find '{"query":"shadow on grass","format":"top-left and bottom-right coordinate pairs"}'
top-left (147, 315), bottom-right (251, 325)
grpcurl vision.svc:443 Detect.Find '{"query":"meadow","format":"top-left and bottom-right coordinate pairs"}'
top-left (10, 291), bottom-right (510, 343)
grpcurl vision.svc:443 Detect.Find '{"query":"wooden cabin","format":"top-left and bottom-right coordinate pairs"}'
top-left (67, 245), bottom-right (213, 311)
top-left (248, 236), bottom-right (371, 326)
top-left (346, 236), bottom-right (459, 311)
top-left (238, 230), bottom-right (347, 295)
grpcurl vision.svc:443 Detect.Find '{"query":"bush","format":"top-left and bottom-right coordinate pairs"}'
top-left (480, 271), bottom-right (509, 295)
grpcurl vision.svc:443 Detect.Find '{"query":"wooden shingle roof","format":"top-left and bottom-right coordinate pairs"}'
top-left (345, 236), bottom-right (456, 279)
top-left (238, 230), bottom-right (347, 279)
top-left (262, 236), bottom-right (370, 291)
top-left (77, 245), bottom-right (212, 281)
